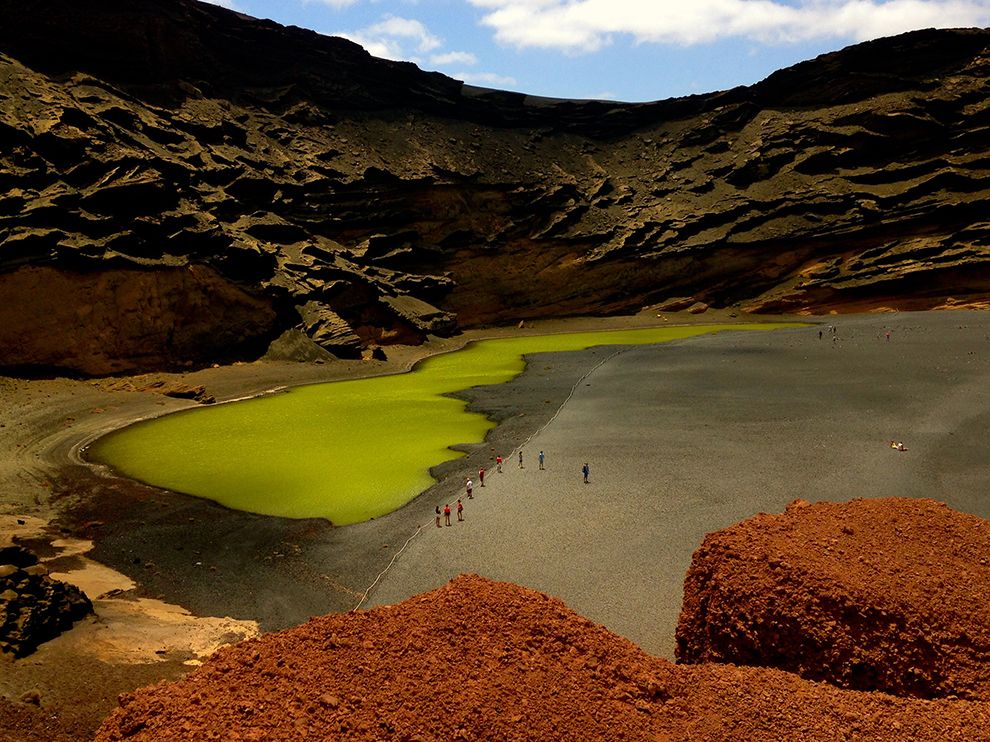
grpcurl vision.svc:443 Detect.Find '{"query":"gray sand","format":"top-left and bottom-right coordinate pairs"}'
top-left (366, 311), bottom-right (990, 658)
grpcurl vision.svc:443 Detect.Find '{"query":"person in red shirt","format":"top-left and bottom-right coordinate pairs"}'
top-left (496, 455), bottom-right (503, 473)
top-left (457, 499), bottom-right (464, 522)
top-left (443, 503), bottom-right (451, 526)
top-left (479, 467), bottom-right (485, 487)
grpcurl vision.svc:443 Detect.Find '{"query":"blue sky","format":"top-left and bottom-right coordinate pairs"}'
top-left (203, 0), bottom-right (990, 102)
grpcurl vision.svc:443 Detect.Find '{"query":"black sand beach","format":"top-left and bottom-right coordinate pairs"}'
top-left (366, 311), bottom-right (990, 658)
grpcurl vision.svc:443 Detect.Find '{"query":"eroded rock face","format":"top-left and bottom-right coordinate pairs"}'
top-left (2, 1), bottom-right (990, 374)
top-left (94, 574), bottom-right (990, 741)
top-left (676, 498), bottom-right (990, 700)
top-left (0, 265), bottom-right (277, 375)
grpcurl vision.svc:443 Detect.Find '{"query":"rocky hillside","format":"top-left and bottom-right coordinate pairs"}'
top-left (1, 0), bottom-right (989, 374)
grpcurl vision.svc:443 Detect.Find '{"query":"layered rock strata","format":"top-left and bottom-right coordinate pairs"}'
top-left (2, 1), bottom-right (990, 374)
top-left (95, 574), bottom-right (990, 741)
top-left (676, 498), bottom-right (990, 700)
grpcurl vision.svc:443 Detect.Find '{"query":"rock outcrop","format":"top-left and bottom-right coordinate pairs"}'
top-left (0, 545), bottom-right (92, 657)
top-left (95, 574), bottom-right (990, 741)
top-left (676, 498), bottom-right (990, 700)
top-left (2, 1), bottom-right (990, 374)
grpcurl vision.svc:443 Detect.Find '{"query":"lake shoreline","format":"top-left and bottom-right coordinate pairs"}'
top-left (0, 307), bottom-right (813, 738)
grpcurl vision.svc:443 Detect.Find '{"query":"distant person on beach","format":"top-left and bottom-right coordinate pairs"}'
top-left (890, 440), bottom-right (907, 451)
top-left (496, 455), bottom-right (503, 473)
top-left (519, 451), bottom-right (524, 468)
top-left (457, 499), bottom-right (464, 521)
top-left (818, 329), bottom-right (823, 340)
top-left (539, 450), bottom-right (545, 470)
top-left (582, 462), bottom-right (590, 483)
top-left (466, 479), bottom-right (473, 499)
top-left (885, 330), bottom-right (891, 342)
top-left (479, 467), bottom-right (486, 487)
top-left (435, 506), bottom-right (441, 528)
top-left (444, 503), bottom-right (451, 526)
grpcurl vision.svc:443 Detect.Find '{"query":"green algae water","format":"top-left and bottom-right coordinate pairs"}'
top-left (89, 324), bottom-right (789, 524)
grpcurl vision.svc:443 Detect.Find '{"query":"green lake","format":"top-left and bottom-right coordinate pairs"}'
top-left (88, 324), bottom-right (791, 524)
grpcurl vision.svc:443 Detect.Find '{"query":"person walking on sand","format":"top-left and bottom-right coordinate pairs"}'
top-left (457, 499), bottom-right (464, 522)
top-left (518, 450), bottom-right (524, 468)
top-left (479, 467), bottom-right (486, 487)
top-left (435, 505), bottom-right (441, 528)
top-left (496, 455), bottom-right (503, 473)
top-left (538, 450), bottom-right (545, 470)
top-left (582, 462), bottom-right (590, 484)
top-left (444, 503), bottom-right (451, 526)
top-left (466, 479), bottom-right (473, 499)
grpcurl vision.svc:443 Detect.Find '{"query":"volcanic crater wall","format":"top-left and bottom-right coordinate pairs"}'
top-left (2, 0), bottom-right (990, 374)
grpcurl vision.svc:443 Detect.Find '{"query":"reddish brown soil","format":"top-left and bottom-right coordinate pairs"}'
top-left (95, 573), bottom-right (990, 741)
top-left (677, 498), bottom-right (990, 700)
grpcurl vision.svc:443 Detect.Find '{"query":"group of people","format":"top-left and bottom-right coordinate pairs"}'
top-left (435, 500), bottom-right (464, 527)
top-left (818, 324), bottom-right (839, 343)
top-left (435, 450), bottom-right (591, 528)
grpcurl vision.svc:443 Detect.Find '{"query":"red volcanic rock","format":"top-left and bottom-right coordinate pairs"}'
top-left (96, 574), bottom-right (990, 741)
top-left (677, 498), bottom-right (990, 700)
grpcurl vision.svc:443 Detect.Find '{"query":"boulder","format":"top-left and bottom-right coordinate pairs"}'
top-left (676, 498), bottom-right (990, 700)
top-left (161, 383), bottom-right (216, 404)
top-left (0, 547), bottom-right (93, 658)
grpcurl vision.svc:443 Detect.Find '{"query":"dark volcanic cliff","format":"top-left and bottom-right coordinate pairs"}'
top-left (1, 0), bottom-right (989, 374)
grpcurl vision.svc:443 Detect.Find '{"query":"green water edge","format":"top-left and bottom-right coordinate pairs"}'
top-left (87, 323), bottom-right (799, 525)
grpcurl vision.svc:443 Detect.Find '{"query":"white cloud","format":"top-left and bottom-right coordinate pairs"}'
top-left (304, 0), bottom-right (360, 9)
top-left (336, 15), bottom-right (443, 59)
top-left (331, 14), bottom-right (513, 89)
top-left (468, 0), bottom-right (990, 51)
top-left (456, 70), bottom-right (520, 86)
top-left (200, 0), bottom-right (242, 9)
top-left (431, 50), bottom-right (480, 65)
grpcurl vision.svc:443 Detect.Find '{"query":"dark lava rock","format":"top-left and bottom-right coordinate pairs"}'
top-left (0, 547), bottom-right (93, 658)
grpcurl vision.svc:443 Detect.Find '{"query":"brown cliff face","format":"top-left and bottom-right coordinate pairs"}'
top-left (0, 265), bottom-right (276, 375)
top-left (2, 1), bottom-right (990, 374)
